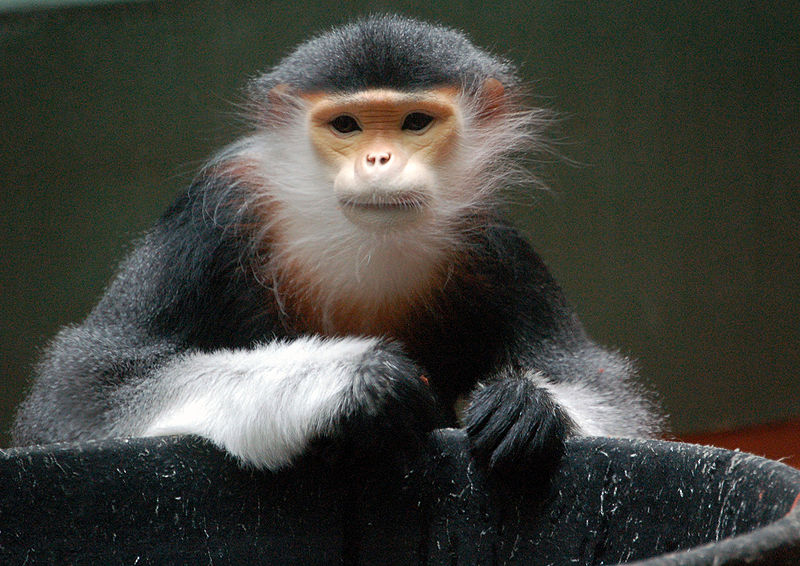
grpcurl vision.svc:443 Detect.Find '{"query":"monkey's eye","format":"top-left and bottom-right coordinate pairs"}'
top-left (402, 112), bottom-right (434, 132)
top-left (329, 115), bottom-right (361, 134)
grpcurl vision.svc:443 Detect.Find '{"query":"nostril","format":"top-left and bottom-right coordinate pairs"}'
top-left (365, 152), bottom-right (392, 167)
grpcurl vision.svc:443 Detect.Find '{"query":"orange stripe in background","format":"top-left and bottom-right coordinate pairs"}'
top-left (680, 418), bottom-right (800, 469)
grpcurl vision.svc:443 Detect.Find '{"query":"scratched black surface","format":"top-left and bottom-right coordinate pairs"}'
top-left (1, 432), bottom-right (799, 565)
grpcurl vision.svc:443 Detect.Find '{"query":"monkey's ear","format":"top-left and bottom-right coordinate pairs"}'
top-left (263, 84), bottom-right (298, 124)
top-left (479, 78), bottom-right (506, 119)
top-left (268, 84), bottom-right (294, 105)
top-left (248, 83), bottom-right (300, 127)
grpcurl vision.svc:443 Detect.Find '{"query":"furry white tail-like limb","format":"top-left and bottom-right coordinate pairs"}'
top-left (142, 336), bottom-right (433, 470)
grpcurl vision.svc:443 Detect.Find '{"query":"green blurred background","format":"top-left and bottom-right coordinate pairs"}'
top-left (1, 1), bottom-right (798, 446)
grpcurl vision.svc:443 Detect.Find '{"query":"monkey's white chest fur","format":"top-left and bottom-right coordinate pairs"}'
top-left (268, 202), bottom-right (451, 335)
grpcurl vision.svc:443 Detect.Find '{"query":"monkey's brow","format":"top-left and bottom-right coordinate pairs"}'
top-left (326, 89), bottom-right (453, 105)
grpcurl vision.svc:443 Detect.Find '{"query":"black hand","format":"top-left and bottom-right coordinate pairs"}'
top-left (464, 378), bottom-right (574, 480)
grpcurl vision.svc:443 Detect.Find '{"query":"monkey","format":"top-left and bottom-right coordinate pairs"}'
top-left (12, 15), bottom-right (662, 478)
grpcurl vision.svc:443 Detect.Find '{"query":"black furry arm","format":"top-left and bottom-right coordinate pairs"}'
top-left (12, 187), bottom-right (247, 443)
top-left (12, 185), bottom-right (439, 469)
top-left (452, 223), bottom-right (662, 475)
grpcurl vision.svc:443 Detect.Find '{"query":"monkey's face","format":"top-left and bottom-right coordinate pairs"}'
top-left (305, 89), bottom-right (462, 231)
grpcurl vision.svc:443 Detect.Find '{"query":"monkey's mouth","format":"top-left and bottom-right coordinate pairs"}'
top-left (337, 191), bottom-right (428, 229)
top-left (337, 192), bottom-right (428, 212)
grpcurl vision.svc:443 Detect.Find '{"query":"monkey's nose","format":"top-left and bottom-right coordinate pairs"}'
top-left (365, 151), bottom-right (392, 167)
top-left (355, 148), bottom-right (406, 181)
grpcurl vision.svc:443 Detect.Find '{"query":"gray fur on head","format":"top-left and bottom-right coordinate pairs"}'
top-left (247, 14), bottom-right (518, 101)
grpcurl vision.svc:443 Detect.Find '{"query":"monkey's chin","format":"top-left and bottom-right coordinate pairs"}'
top-left (338, 199), bottom-right (428, 232)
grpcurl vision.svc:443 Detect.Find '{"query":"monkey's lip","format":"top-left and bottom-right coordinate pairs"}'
top-left (337, 193), bottom-right (428, 211)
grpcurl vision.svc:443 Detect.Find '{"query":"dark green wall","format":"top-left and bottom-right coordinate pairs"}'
top-left (1, 1), bottom-right (798, 446)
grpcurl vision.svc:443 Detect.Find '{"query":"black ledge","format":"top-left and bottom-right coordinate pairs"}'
top-left (2, 431), bottom-right (799, 565)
